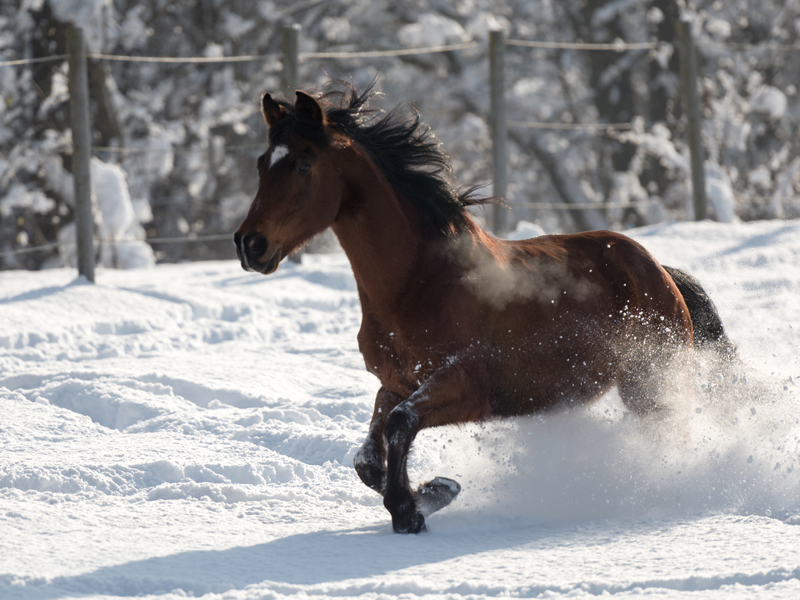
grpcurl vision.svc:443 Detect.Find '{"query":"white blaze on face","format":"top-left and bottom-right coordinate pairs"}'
top-left (269, 145), bottom-right (289, 170)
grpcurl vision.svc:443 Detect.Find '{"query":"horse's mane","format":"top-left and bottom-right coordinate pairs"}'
top-left (268, 81), bottom-right (491, 237)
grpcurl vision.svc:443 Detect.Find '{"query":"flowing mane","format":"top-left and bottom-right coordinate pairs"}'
top-left (266, 82), bottom-right (489, 237)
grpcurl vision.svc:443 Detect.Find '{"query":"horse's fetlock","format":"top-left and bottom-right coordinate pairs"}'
top-left (384, 494), bottom-right (413, 514)
top-left (393, 512), bottom-right (427, 534)
top-left (384, 491), bottom-right (422, 533)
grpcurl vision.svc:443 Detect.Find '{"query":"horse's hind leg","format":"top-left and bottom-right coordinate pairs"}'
top-left (618, 359), bottom-right (668, 418)
top-left (383, 361), bottom-right (490, 533)
top-left (617, 339), bottom-right (692, 432)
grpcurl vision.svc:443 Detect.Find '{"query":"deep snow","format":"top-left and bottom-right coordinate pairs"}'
top-left (1, 220), bottom-right (800, 599)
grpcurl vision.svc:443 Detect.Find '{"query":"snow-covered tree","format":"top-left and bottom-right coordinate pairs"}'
top-left (1, 0), bottom-right (798, 270)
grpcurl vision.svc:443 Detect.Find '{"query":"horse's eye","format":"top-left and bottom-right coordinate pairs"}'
top-left (295, 160), bottom-right (312, 175)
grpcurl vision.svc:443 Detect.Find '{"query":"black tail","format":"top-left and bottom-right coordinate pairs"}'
top-left (663, 266), bottom-right (737, 360)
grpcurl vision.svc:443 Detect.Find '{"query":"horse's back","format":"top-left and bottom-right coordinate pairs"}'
top-left (480, 229), bottom-right (693, 414)
top-left (507, 230), bottom-right (688, 324)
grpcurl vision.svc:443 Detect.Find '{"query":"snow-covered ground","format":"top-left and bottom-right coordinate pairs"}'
top-left (2, 220), bottom-right (800, 600)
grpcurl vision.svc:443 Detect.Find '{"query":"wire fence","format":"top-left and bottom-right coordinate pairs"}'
top-left (0, 234), bottom-right (232, 259)
top-left (507, 39), bottom-right (657, 50)
top-left (507, 120), bottom-right (645, 131)
top-left (2, 29), bottom-right (797, 266)
top-left (1, 41), bottom-right (481, 68)
top-left (0, 54), bottom-right (69, 67)
top-left (6, 35), bottom-right (796, 68)
top-left (90, 142), bottom-right (266, 154)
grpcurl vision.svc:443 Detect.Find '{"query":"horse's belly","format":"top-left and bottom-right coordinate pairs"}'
top-left (487, 342), bottom-right (618, 416)
top-left (491, 374), bottom-right (615, 416)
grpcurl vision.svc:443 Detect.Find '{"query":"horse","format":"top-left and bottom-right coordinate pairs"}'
top-left (234, 83), bottom-right (733, 533)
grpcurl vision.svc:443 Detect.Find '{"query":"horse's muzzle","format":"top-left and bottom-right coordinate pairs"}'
top-left (234, 231), bottom-right (281, 274)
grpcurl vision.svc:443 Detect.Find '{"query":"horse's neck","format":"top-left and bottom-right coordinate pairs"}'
top-left (330, 150), bottom-right (428, 308)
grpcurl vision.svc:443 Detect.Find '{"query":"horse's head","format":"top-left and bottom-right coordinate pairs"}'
top-left (234, 90), bottom-right (342, 274)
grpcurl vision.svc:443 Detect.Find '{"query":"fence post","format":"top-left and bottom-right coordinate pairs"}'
top-left (281, 23), bottom-right (303, 263)
top-left (67, 26), bottom-right (95, 282)
top-left (676, 17), bottom-right (707, 221)
top-left (281, 24), bottom-right (301, 100)
top-left (489, 28), bottom-right (508, 234)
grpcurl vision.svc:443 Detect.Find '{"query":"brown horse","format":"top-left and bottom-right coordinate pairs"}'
top-left (235, 83), bottom-right (732, 533)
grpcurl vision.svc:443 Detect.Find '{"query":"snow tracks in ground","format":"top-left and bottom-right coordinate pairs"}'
top-left (2, 222), bottom-right (800, 599)
top-left (0, 257), bottom-right (390, 595)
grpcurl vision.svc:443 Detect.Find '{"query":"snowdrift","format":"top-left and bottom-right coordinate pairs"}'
top-left (1, 220), bottom-right (800, 599)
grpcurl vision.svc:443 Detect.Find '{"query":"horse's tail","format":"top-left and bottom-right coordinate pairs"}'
top-left (663, 265), bottom-right (737, 362)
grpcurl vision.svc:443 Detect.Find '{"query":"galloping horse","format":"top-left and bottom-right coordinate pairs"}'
top-left (235, 83), bottom-right (731, 533)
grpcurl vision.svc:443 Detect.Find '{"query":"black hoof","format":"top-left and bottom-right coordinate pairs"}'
top-left (392, 510), bottom-right (427, 534)
top-left (355, 462), bottom-right (385, 494)
top-left (416, 477), bottom-right (461, 517)
top-left (353, 446), bottom-right (386, 494)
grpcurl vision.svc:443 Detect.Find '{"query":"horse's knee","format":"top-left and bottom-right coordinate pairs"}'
top-left (384, 403), bottom-right (418, 451)
top-left (353, 438), bottom-right (385, 493)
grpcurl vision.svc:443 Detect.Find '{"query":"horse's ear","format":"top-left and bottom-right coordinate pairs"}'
top-left (262, 93), bottom-right (287, 126)
top-left (295, 91), bottom-right (325, 124)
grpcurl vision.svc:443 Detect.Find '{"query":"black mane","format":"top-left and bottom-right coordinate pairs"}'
top-left (268, 82), bottom-right (489, 237)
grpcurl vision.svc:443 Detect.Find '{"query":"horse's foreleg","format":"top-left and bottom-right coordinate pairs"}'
top-left (354, 387), bottom-right (403, 494)
top-left (383, 362), bottom-right (490, 533)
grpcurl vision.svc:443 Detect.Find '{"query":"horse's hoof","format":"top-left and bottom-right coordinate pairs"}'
top-left (392, 511), bottom-right (427, 534)
top-left (353, 447), bottom-right (386, 494)
top-left (355, 463), bottom-right (385, 494)
top-left (416, 476), bottom-right (461, 517)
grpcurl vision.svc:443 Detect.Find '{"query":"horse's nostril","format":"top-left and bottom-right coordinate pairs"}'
top-left (243, 232), bottom-right (268, 260)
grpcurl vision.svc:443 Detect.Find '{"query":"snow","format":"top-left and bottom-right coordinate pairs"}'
top-left (504, 220), bottom-right (547, 240)
top-left (397, 13), bottom-right (466, 48)
top-left (48, 0), bottom-right (114, 53)
top-left (749, 86), bottom-right (788, 121)
top-left (0, 183), bottom-right (55, 216)
top-left (465, 13), bottom-right (511, 40)
top-left (2, 220), bottom-right (800, 599)
top-left (705, 162), bottom-right (737, 223)
top-left (57, 159), bottom-right (155, 270)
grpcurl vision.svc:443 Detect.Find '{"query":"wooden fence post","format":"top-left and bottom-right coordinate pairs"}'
top-left (67, 26), bottom-right (95, 282)
top-left (676, 18), bottom-right (707, 221)
top-left (281, 24), bottom-right (301, 100)
top-left (282, 23), bottom-right (303, 263)
top-left (489, 29), bottom-right (508, 234)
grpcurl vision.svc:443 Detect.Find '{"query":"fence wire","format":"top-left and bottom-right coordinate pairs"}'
top-left (0, 41), bottom-right (478, 69)
top-left (91, 143), bottom-right (265, 155)
top-left (0, 242), bottom-right (61, 258)
top-left (87, 52), bottom-right (279, 64)
top-left (0, 54), bottom-right (68, 67)
top-left (4, 35), bottom-right (800, 70)
top-left (507, 39), bottom-right (657, 51)
top-left (509, 120), bottom-right (636, 131)
top-left (1, 233), bottom-right (233, 260)
top-left (304, 41), bottom-right (479, 59)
